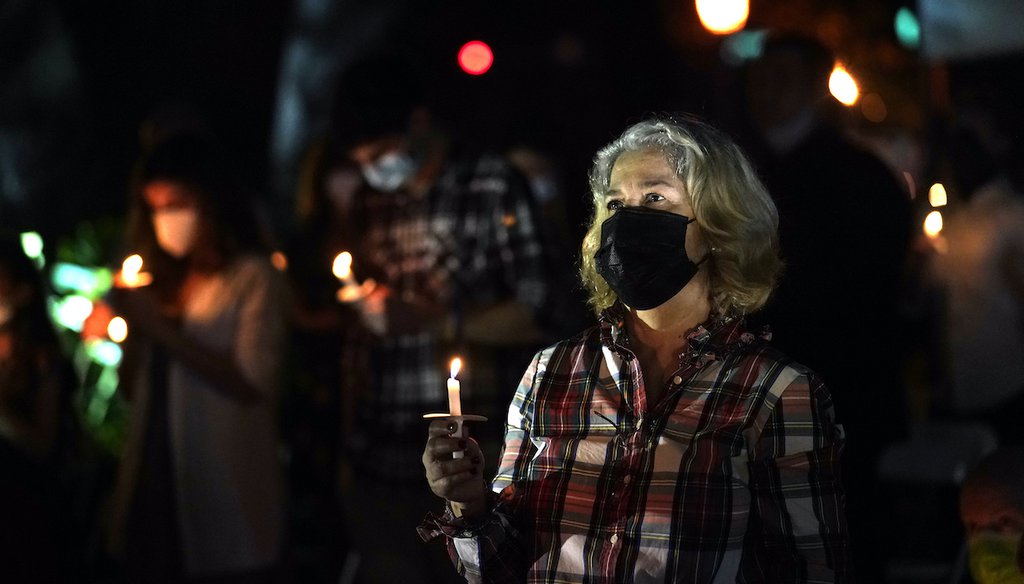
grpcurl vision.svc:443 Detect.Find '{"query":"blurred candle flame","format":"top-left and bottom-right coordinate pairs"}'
top-left (107, 316), bottom-right (128, 343)
top-left (270, 251), bottom-right (288, 271)
top-left (118, 254), bottom-right (152, 288)
top-left (829, 64), bottom-right (860, 106)
top-left (332, 251), bottom-right (353, 280)
top-left (695, 0), bottom-right (749, 35)
top-left (924, 210), bottom-right (943, 238)
top-left (450, 357), bottom-right (462, 379)
top-left (928, 183), bottom-right (948, 207)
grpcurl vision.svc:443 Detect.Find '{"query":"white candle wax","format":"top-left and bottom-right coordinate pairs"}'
top-left (447, 377), bottom-right (462, 417)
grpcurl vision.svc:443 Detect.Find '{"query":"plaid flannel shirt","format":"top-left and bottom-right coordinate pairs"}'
top-left (351, 154), bottom-right (548, 479)
top-left (422, 310), bottom-right (851, 582)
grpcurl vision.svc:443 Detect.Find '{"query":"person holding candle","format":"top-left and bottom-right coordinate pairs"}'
top-left (102, 134), bottom-right (287, 584)
top-left (305, 53), bottom-right (556, 584)
top-left (422, 116), bottom-right (851, 582)
top-left (740, 34), bottom-right (912, 580)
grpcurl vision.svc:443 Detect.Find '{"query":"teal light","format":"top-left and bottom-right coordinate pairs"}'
top-left (86, 339), bottom-right (123, 368)
top-left (52, 262), bottom-right (113, 298)
top-left (721, 29), bottom-right (767, 65)
top-left (895, 7), bottom-right (921, 50)
top-left (20, 232), bottom-right (45, 268)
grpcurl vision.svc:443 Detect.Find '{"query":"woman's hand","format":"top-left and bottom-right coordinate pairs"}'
top-left (106, 287), bottom-right (173, 342)
top-left (423, 419), bottom-right (489, 518)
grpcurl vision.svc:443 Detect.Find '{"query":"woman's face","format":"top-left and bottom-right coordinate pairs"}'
top-left (605, 150), bottom-right (705, 257)
top-left (143, 180), bottom-right (204, 259)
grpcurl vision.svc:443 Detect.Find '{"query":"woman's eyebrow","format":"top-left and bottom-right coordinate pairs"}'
top-left (604, 179), bottom-right (674, 198)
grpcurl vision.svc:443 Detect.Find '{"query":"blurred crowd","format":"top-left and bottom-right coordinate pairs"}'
top-left (1, 32), bottom-right (1023, 584)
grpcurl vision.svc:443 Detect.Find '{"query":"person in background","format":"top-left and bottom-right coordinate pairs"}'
top-left (960, 447), bottom-right (1024, 583)
top-left (0, 233), bottom-right (77, 583)
top-left (99, 134), bottom-right (287, 584)
top-left (928, 97), bottom-right (1024, 447)
top-left (0, 235), bottom-right (71, 461)
top-left (422, 117), bottom-right (851, 583)
top-left (742, 32), bottom-right (912, 581)
top-left (315, 53), bottom-right (553, 584)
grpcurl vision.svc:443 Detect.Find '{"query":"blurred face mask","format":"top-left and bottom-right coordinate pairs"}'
top-left (152, 207), bottom-right (199, 258)
top-left (969, 531), bottom-right (1024, 584)
top-left (360, 151), bottom-right (418, 192)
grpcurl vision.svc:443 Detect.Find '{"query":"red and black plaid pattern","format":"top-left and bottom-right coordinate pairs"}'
top-left (427, 311), bottom-right (851, 583)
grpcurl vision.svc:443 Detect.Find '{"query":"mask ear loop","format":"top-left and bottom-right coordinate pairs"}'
top-left (687, 217), bottom-right (715, 266)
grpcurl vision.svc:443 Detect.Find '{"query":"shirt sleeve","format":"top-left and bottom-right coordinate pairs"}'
top-left (233, 257), bottom-right (288, 398)
top-left (421, 349), bottom-right (546, 583)
top-left (744, 371), bottom-right (853, 583)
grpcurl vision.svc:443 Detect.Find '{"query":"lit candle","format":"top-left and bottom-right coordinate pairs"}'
top-left (332, 251), bottom-right (356, 287)
top-left (923, 210), bottom-right (943, 239)
top-left (448, 357), bottom-right (463, 417)
top-left (333, 251), bottom-right (365, 303)
top-left (117, 254), bottom-right (152, 288)
top-left (923, 210), bottom-right (948, 255)
top-left (107, 316), bottom-right (128, 343)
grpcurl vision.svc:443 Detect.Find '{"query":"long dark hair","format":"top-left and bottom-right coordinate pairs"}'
top-left (125, 134), bottom-right (263, 298)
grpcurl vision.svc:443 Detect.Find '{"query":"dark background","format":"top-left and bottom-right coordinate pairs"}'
top-left (6, 0), bottom-right (999, 244)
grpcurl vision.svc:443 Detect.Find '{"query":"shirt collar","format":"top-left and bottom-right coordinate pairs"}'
top-left (598, 303), bottom-right (769, 367)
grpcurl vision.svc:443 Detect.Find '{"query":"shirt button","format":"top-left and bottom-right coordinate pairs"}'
top-left (609, 533), bottom-right (619, 544)
top-left (672, 375), bottom-right (683, 385)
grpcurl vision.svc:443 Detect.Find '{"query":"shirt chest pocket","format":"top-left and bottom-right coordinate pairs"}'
top-left (528, 417), bottom-right (619, 472)
top-left (656, 410), bottom-right (751, 488)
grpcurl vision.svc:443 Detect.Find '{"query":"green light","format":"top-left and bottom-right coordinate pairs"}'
top-left (85, 339), bottom-right (123, 368)
top-left (52, 294), bottom-right (94, 332)
top-left (52, 262), bottom-right (113, 298)
top-left (19, 232), bottom-right (45, 268)
top-left (96, 366), bottom-right (120, 399)
top-left (895, 7), bottom-right (921, 50)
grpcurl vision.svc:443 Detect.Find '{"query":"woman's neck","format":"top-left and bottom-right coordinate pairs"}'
top-left (623, 276), bottom-right (712, 402)
top-left (625, 275), bottom-right (712, 352)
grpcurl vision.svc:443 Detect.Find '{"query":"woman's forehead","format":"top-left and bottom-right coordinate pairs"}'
top-left (609, 150), bottom-right (678, 185)
top-left (144, 180), bottom-right (198, 207)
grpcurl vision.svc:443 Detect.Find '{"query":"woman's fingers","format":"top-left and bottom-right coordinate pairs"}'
top-left (423, 419), bottom-right (487, 501)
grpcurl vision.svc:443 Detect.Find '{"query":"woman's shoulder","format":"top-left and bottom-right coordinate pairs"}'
top-left (226, 253), bottom-right (279, 281)
top-left (537, 324), bottom-right (604, 357)
top-left (726, 336), bottom-right (829, 397)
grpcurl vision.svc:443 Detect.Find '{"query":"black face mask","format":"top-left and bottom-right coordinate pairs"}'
top-left (594, 206), bottom-right (705, 310)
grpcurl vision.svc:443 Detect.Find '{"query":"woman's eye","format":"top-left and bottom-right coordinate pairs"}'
top-left (643, 193), bottom-right (664, 204)
top-left (606, 199), bottom-right (624, 211)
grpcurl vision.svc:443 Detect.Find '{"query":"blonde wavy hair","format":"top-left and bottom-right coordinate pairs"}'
top-left (580, 116), bottom-right (782, 317)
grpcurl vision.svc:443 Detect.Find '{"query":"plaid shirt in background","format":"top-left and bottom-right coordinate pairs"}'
top-left (349, 154), bottom-right (549, 480)
top-left (421, 309), bottom-right (851, 582)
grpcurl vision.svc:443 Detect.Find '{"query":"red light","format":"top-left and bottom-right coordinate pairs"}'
top-left (458, 40), bottom-right (493, 75)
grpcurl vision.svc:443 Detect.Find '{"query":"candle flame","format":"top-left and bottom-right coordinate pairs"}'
top-left (829, 64), bottom-right (860, 106)
top-left (928, 183), bottom-right (947, 207)
top-left (923, 210), bottom-right (943, 238)
top-left (107, 316), bottom-right (128, 343)
top-left (332, 251), bottom-right (353, 279)
top-left (123, 254), bottom-right (144, 277)
top-left (450, 357), bottom-right (462, 379)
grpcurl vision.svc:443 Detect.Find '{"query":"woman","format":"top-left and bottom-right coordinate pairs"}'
top-left (105, 135), bottom-right (286, 583)
top-left (422, 117), bottom-right (851, 582)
